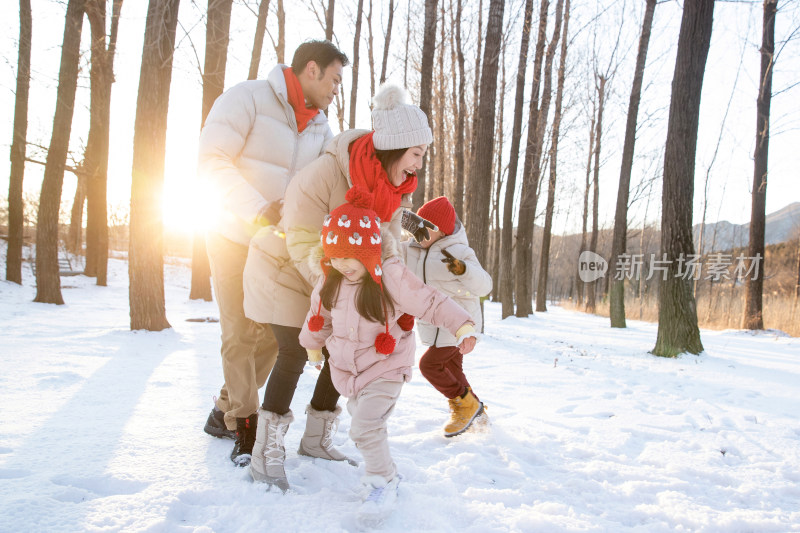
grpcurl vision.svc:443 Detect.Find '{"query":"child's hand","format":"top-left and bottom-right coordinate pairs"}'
top-left (441, 249), bottom-right (466, 275)
top-left (458, 335), bottom-right (477, 354)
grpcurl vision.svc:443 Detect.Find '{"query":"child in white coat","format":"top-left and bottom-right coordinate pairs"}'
top-left (402, 196), bottom-right (493, 437)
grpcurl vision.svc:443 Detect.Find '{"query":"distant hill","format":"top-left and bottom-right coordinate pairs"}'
top-left (693, 201), bottom-right (800, 253)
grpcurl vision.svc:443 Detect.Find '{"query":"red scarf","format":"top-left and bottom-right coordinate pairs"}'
top-left (348, 132), bottom-right (418, 222)
top-left (283, 67), bottom-right (319, 133)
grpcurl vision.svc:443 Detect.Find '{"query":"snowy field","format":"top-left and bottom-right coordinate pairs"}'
top-left (1, 248), bottom-right (799, 533)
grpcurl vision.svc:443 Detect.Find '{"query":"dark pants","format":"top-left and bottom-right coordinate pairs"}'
top-left (261, 324), bottom-right (340, 415)
top-left (419, 345), bottom-right (476, 401)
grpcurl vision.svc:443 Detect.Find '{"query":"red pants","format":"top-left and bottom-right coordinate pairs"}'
top-left (419, 346), bottom-right (477, 401)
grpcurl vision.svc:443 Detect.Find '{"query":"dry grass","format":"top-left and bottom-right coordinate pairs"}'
top-left (561, 291), bottom-right (799, 338)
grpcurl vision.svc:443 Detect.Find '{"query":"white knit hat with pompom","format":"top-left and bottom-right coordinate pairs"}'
top-left (371, 84), bottom-right (433, 150)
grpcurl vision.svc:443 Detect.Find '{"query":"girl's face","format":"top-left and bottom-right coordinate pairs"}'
top-left (330, 257), bottom-right (367, 282)
top-left (388, 144), bottom-right (428, 186)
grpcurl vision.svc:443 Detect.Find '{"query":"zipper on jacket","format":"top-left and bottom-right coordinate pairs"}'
top-left (422, 247), bottom-right (442, 347)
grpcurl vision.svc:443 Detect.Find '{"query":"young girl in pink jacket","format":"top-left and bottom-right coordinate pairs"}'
top-left (299, 187), bottom-right (477, 525)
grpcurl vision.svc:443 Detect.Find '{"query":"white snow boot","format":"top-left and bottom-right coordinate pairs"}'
top-left (298, 404), bottom-right (357, 466)
top-left (356, 474), bottom-right (401, 528)
top-left (249, 408), bottom-right (293, 492)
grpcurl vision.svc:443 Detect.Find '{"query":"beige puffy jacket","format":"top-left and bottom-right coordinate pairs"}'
top-left (198, 64), bottom-right (333, 246)
top-left (243, 129), bottom-right (409, 327)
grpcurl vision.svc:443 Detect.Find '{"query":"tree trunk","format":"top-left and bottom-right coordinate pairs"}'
top-left (743, 0), bottom-right (776, 331)
top-left (467, 0), bottom-right (484, 177)
top-left (191, 0), bottom-right (232, 302)
top-left (84, 0), bottom-right (122, 287)
top-left (34, 0), bottom-right (86, 305)
top-left (499, 0), bottom-right (532, 318)
top-left (464, 0), bottom-right (504, 266)
top-left (275, 0), bottom-right (285, 64)
top-left (348, 0), bottom-right (365, 128)
top-left (515, 0), bottom-right (557, 317)
top-left (536, 0), bottom-right (570, 313)
top-left (434, 3), bottom-right (446, 198)
top-left (585, 73), bottom-right (605, 315)
top-left (412, 0), bottom-right (439, 209)
top-left (67, 172), bottom-right (85, 254)
top-left (577, 106), bottom-right (595, 306)
top-left (6, 0), bottom-right (32, 284)
top-left (652, 0), bottom-right (713, 357)
top-left (325, 0), bottom-right (335, 41)
top-left (609, 0), bottom-right (656, 327)
top-left (128, 0), bottom-right (180, 331)
top-left (248, 0), bottom-right (270, 80)
top-left (367, 0), bottom-right (376, 99)
top-left (492, 48), bottom-right (505, 301)
top-left (379, 0), bottom-right (394, 84)
top-left (453, 0), bottom-right (466, 218)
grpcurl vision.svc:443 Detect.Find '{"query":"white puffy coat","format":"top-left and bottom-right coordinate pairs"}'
top-left (402, 220), bottom-right (492, 347)
top-left (198, 64), bottom-right (333, 246)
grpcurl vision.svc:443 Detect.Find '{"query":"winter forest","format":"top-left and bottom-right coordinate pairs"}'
top-left (2, 1), bottom-right (800, 531)
top-left (2, 0), bottom-right (800, 348)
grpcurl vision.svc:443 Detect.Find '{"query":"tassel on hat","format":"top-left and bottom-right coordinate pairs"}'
top-left (307, 186), bottom-right (397, 355)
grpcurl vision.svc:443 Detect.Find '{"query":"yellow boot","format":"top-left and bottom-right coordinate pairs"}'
top-left (444, 390), bottom-right (484, 437)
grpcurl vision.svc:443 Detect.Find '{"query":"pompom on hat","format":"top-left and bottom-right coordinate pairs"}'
top-left (371, 84), bottom-right (433, 150)
top-left (308, 186), bottom-right (397, 355)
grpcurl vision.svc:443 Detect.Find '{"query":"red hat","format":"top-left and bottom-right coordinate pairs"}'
top-left (417, 196), bottom-right (456, 235)
top-left (308, 186), bottom-right (396, 355)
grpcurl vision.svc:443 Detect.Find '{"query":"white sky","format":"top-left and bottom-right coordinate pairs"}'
top-left (0, 0), bottom-right (798, 237)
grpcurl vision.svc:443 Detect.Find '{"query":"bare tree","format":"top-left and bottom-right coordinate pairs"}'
top-left (84, 0), bottom-right (123, 286)
top-left (325, 0), bottom-right (335, 40)
top-left (128, 0), bottom-right (181, 331)
top-left (248, 0), bottom-right (270, 80)
top-left (34, 0), bottom-right (86, 305)
top-left (274, 0), bottom-right (285, 64)
top-left (6, 0), bottom-right (32, 284)
top-left (465, 0), bottom-right (505, 265)
top-left (67, 169), bottom-right (85, 254)
top-left (609, 0), bottom-right (656, 327)
top-left (576, 101), bottom-right (595, 306)
top-left (515, 0), bottom-right (558, 317)
top-left (412, 0), bottom-right (440, 209)
top-left (585, 72), bottom-right (605, 314)
top-left (743, 0), bottom-right (777, 331)
top-left (536, 0), bottom-right (570, 313)
top-left (349, 0), bottom-right (365, 127)
top-left (452, 0), bottom-right (466, 217)
top-left (499, 0), bottom-right (533, 318)
top-left (190, 0), bottom-right (233, 302)
top-left (652, 0), bottom-right (714, 357)
top-left (366, 0), bottom-right (376, 98)
top-left (379, 0), bottom-right (395, 84)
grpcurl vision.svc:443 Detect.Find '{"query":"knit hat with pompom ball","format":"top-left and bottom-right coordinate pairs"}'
top-left (307, 186), bottom-right (397, 355)
top-left (371, 84), bottom-right (433, 150)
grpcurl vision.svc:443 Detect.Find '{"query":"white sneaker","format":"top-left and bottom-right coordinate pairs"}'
top-left (356, 474), bottom-right (401, 527)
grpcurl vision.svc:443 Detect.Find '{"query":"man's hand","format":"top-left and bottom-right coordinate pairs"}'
top-left (441, 249), bottom-right (466, 275)
top-left (255, 199), bottom-right (283, 227)
top-left (401, 209), bottom-right (439, 243)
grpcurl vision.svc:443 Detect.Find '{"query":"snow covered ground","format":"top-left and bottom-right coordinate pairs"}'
top-left (1, 248), bottom-right (799, 532)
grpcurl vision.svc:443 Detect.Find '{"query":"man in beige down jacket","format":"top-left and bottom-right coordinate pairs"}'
top-left (198, 40), bottom-right (349, 466)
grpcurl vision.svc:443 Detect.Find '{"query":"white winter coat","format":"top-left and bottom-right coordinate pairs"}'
top-left (197, 64), bottom-right (333, 246)
top-left (402, 220), bottom-right (492, 347)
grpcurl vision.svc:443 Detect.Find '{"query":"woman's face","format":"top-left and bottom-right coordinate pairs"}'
top-left (388, 144), bottom-right (428, 186)
top-left (330, 257), bottom-right (367, 282)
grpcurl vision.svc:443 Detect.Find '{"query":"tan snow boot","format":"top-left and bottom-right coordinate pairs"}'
top-left (249, 409), bottom-right (293, 492)
top-left (298, 404), bottom-right (357, 466)
top-left (444, 389), bottom-right (483, 437)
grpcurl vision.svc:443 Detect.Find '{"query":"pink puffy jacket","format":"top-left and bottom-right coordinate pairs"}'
top-left (299, 256), bottom-right (473, 398)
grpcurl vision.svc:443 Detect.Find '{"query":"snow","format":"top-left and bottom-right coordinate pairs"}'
top-left (1, 248), bottom-right (799, 532)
